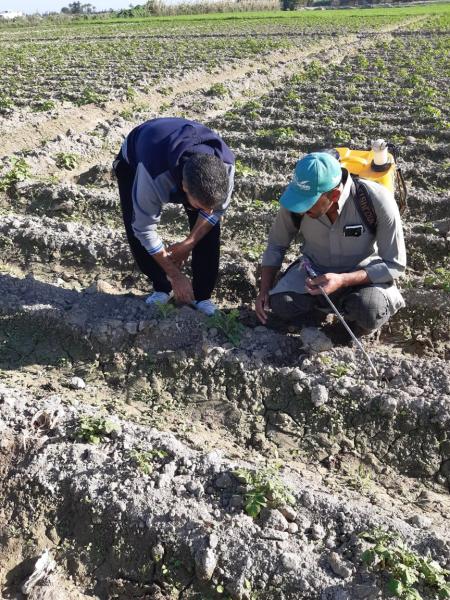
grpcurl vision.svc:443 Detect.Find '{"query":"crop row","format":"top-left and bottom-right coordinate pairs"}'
top-left (213, 34), bottom-right (449, 169)
top-left (1, 8), bottom-right (446, 113)
top-left (1, 8), bottom-right (443, 42)
top-left (0, 35), bottom-right (295, 112)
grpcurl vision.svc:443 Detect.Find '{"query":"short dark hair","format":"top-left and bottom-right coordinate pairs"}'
top-left (182, 154), bottom-right (228, 211)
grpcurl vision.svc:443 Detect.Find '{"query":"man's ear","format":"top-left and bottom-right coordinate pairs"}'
top-left (328, 188), bottom-right (341, 203)
top-left (181, 179), bottom-right (188, 193)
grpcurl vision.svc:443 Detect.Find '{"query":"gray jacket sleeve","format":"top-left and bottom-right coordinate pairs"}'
top-left (261, 206), bottom-right (299, 267)
top-left (131, 163), bottom-right (164, 255)
top-left (364, 182), bottom-right (406, 283)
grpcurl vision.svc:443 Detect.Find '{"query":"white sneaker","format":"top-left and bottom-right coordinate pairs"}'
top-left (194, 299), bottom-right (218, 316)
top-left (145, 291), bottom-right (171, 306)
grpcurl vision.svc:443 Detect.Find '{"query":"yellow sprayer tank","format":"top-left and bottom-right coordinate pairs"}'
top-left (335, 146), bottom-right (396, 194)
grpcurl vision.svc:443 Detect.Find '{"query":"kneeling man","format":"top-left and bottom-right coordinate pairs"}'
top-left (255, 152), bottom-right (406, 336)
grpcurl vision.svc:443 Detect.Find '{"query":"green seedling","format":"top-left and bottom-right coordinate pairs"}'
top-left (257, 127), bottom-right (296, 142)
top-left (76, 415), bottom-right (119, 444)
top-left (360, 529), bottom-right (450, 599)
top-left (333, 128), bottom-right (352, 143)
top-left (32, 99), bottom-right (56, 112)
top-left (0, 94), bottom-right (14, 112)
top-left (242, 243), bottom-right (265, 261)
top-left (424, 268), bottom-right (450, 293)
top-left (233, 466), bottom-right (295, 518)
top-left (235, 160), bottom-right (256, 177)
top-left (305, 60), bottom-right (326, 79)
top-left (129, 448), bottom-right (168, 475)
top-left (206, 82), bottom-right (228, 97)
top-left (125, 86), bottom-right (136, 101)
top-left (155, 301), bottom-right (177, 319)
top-left (54, 152), bottom-right (79, 170)
top-left (330, 363), bottom-right (351, 378)
top-left (207, 309), bottom-right (244, 346)
top-left (0, 158), bottom-right (30, 192)
top-left (119, 108), bottom-right (133, 120)
top-left (158, 86), bottom-right (173, 97)
top-left (422, 104), bottom-right (442, 119)
top-left (284, 89), bottom-right (300, 103)
top-left (77, 88), bottom-right (108, 106)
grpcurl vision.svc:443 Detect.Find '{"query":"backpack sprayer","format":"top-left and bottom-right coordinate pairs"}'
top-left (336, 139), bottom-right (407, 214)
top-left (302, 258), bottom-right (379, 379)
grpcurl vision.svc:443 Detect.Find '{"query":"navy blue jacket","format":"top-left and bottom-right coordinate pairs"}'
top-left (121, 118), bottom-right (235, 255)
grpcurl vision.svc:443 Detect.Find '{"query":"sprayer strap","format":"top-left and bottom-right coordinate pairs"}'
top-left (353, 178), bottom-right (377, 235)
top-left (290, 212), bottom-right (303, 230)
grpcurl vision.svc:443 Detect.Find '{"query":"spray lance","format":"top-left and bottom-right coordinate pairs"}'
top-left (302, 258), bottom-right (379, 378)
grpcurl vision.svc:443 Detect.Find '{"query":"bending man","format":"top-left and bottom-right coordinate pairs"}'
top-left (255, 152), bottom-right (406, 337)
top-left (114, 117), bottom-right (235, 316)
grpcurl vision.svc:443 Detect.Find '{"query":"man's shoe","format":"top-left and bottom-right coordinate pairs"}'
top-left (194, 299), bottom-right (218, 316)
top-left (145, 291), bottom-right (171, 306)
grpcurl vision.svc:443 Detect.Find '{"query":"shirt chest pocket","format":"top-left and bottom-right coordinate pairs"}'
top-left (338, 223), bottom-right (374, 259)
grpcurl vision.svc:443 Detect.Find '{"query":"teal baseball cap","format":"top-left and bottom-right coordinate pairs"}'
top-left (280, 152), bottom-right (342, 213)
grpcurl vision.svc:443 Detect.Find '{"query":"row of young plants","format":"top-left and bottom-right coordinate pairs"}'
top-left (0, 35), bottom-right (293, 113)
top-left (1, 6), bottom-right (441, 114)
top-left (214, 35), bottom-right (448, 156)
top-left (0, 7), bottom-right (441, 41)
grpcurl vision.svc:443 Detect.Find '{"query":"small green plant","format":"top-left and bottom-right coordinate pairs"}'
top-left (242, 242), bottom-right (265, 261)
top-left (129, 448), bottom-right (168, 475)
top-left (125, 86), bottom-right (136, 101)
top-left (32, 99), bottom-right (56, 112)
top-left (54, 152), bottom-right (79, 170)
top-left (0, 94), bottom-right (14, 112)
top-left (158, 86), bottom-right (173, 97)
top-left (304, 60), bottom-right (326, 79)
top-left (348, 464), bottom-right (373, 493)
top-left (206, 82), bottom-right (228, 97)
top-left (333, 128), bottom-right (352, 143)
top-left (240, 98), bottom-right (262, 118)
top-left (76, 415), bottom-right (119, 444)
top-left (356, 55), bottom-right (369, 68)
top-left (235, 160), bottom-right (256, 177)
top-left (360, 529), bottom-right (450, 599)
top-left (0, 158), bottom-right (30, 192)
top-left (330, 363), bottom-right (351, 378)
top-left (208, 309), bottom-right (244, 346)
top-left (119, 108), bottom-right (134, 119)
top-left (77, 88), bottom-right (108, 106)
top-left (422, 104), bottom-right (442, 119)
top-left (284, 89), bottom-right (300, 103)
top-left (233, 466), bottom-right (295, 518)
top-left (257, 127), bottom-right (296, 142)
top-left (424, 268), bottom-right (450, 293)
top-left (155, 301), bottom-right (177, 319)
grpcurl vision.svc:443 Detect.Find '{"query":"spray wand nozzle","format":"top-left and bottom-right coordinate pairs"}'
top-left (302, 259), bottom-right (379, 378)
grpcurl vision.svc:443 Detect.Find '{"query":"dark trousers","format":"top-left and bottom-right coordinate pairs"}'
top-left (114, 155), bottom-right (220, 302)
top-left (270, 286), bottom-right (390, 333)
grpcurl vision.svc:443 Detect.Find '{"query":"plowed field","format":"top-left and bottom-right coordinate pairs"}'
top-left (0, 5), bottom-right (449, 600)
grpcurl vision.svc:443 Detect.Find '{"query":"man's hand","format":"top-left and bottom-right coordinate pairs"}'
top-left (306, 272), bottom-right (345, 296)
top-left (168, 272), bottom-right (194, 304)
top-left (255, 291), bottom-right (270, 324)
top-left (167, 240), bottom-right (194, 267)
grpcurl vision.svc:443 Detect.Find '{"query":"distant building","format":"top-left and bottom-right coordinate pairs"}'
top-left (0, 11), bottom-right (24, 20)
